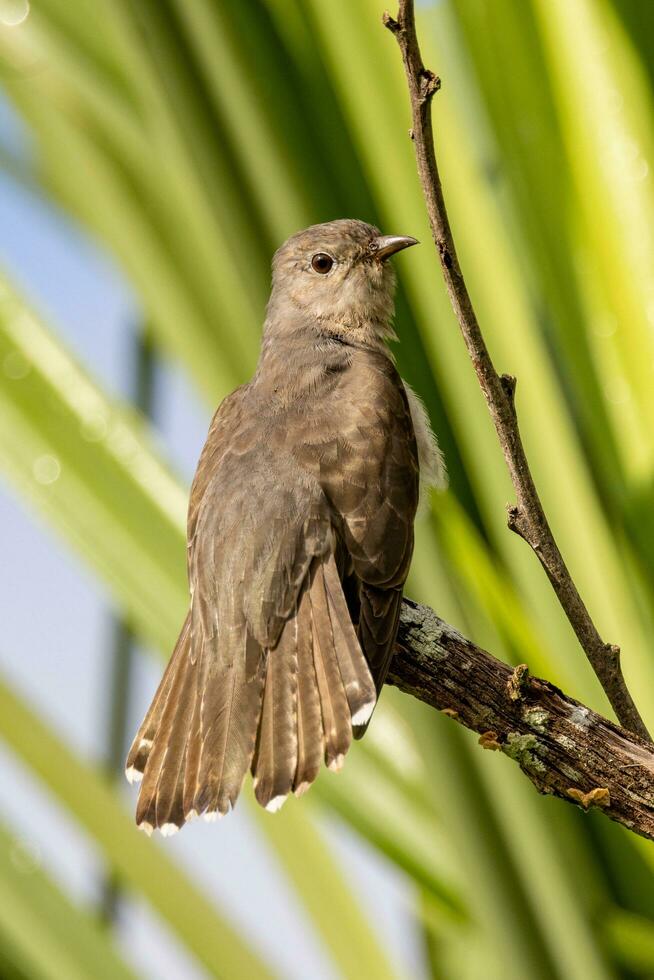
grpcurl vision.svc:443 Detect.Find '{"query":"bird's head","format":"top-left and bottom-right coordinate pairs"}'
top-left (269, 219), bottom-right (418, 343)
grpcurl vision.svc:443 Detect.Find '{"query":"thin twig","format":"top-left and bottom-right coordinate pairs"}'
top-left (384, 0), bottom-right (649, 742)
top-left (393, 600), bottom-right (654, 841)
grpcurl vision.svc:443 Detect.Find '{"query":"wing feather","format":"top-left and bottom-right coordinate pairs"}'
top-left (309, 564), bottom-right (351, 769)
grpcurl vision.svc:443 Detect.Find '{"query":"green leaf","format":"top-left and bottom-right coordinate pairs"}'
top-left (4, 0), bottom-right (654, 976)
top-left (604, 909), bottom-right (654, 971)
top-left (0, 820), bottom-right (137, 980)
top-left (0, 275), bottom-right (187, 653)
top-left (251, 801), bottom-right (400, 980)
top-left (0, 673), bottom-right (273, 980)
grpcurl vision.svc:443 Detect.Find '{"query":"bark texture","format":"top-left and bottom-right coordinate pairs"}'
top-left (392, 600), bottom-right (654, 841)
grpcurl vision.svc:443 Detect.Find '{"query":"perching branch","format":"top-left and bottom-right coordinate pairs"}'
top-left (384, 1), bottom-right (650, 742)
top-left (393, 600), bottom-right (654, 841)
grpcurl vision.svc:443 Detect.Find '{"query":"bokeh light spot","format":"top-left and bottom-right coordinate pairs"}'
top-left (0, 0), bottom-right (30, 27)
top-left (33, 453), bottom-right (61, 485)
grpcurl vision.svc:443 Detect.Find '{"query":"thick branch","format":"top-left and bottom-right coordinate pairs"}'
top-left (393, 600), bottom-right (654, 841)
top-left (384, 1), bottom-right (649, 741)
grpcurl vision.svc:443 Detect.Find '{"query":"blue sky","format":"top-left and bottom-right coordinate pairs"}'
top-left (0, 95), bottom-right (425, 979)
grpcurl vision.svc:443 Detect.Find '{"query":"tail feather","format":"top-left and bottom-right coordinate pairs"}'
top-left (194, 625), bottom-right (266, 818)
top-left (252, 618), bottom-right (299, 810)
top-left (309, 564), bottom-right (352, 770)
top-left (322, 554), bottom-right (376, 726)
top-left (125, 615), bottom-right (190, 784)
top-left (158, 764), bottom-right (186, 836)
top-left (153, 658), bottom-right (198, 833)
top-left (128, 551), bottom-right (379, 832)
top-left (293, 588), bottom-right (324, 794)
top-left (135, 640), bottom-right (196, 832)
top-left (182, 678), bottom-right (202, 820)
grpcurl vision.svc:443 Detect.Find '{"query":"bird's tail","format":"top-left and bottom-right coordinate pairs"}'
top-left (126, 553), bottom-right (376, 833)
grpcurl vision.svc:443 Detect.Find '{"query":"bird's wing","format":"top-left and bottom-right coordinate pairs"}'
top-left (128, 382), bottom-right (376, 828)
top-left (185, 392), bottom-right (334, 816)
top-left (309, 352), bottom-right (420, 700)
top-left (186, 385), bottom-right (247, 563)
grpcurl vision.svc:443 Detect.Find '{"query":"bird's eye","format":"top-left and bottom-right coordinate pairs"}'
top-left (311, 252), bottom-right (334, 274)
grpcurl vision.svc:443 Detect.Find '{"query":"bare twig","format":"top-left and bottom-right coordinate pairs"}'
top-left (393, 600), bottom-right (654, 841)
top-left (384, 1), bottom-right (649, 742)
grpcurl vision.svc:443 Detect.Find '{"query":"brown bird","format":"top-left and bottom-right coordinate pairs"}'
top-left (126, 219), bottom-right (445, 835)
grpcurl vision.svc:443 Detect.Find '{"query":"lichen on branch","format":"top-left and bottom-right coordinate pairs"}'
top-left (391, 600), bottom-right (654, 841)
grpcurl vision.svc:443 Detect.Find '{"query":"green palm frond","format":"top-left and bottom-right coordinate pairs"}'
top-left (0, 673), bottom-right (273, 980)
top-left (2, 0), bottom-right (654, 976)
top-left (0, 821), bottom-right (136, 980)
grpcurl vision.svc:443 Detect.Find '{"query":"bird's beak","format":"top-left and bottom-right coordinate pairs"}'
top-left (371, 234), bottom-right (419, 261)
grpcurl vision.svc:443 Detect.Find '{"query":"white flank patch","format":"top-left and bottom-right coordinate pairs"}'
top-left (265, 795), bottom-right (287, 813)
top-left (352, 699), bottom-right (376, 727)
top-left (328, 753), bottom-right (345, 773)
top-left (160, 823), bottom-right (179, 837)
top-left (125, 765), bottom-right (143, 785)
top-left (137, 821), bottom-right (153, 837)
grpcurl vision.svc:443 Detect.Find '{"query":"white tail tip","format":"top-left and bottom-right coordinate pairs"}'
top-left (203, 810), bottom-right (222, 823)
top-left (265, 795), bottom-right (287, 813)
top-left (185, 809), bottom-right (198, 823)
top-left (160, 823), bottom-right (179, 837)
top-left (125, 765), bottom-right (143, 785)
top-left (328, 753), bottom-right (345, 773)
top-left (352, 699), bottom-right (376, 727)
top-left (137, 821), bottom-right (153, 837)
top-left (294, 781), bottom-right (311, 798)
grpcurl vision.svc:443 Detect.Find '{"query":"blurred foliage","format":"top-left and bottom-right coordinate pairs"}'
top-left (1, 0), bottom-right (654, 977)
top-left (0, 818), bottom-right (137, 980)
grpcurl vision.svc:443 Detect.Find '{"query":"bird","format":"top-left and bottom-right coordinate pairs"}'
top-left (125, 219), bottom-right (445, 835)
